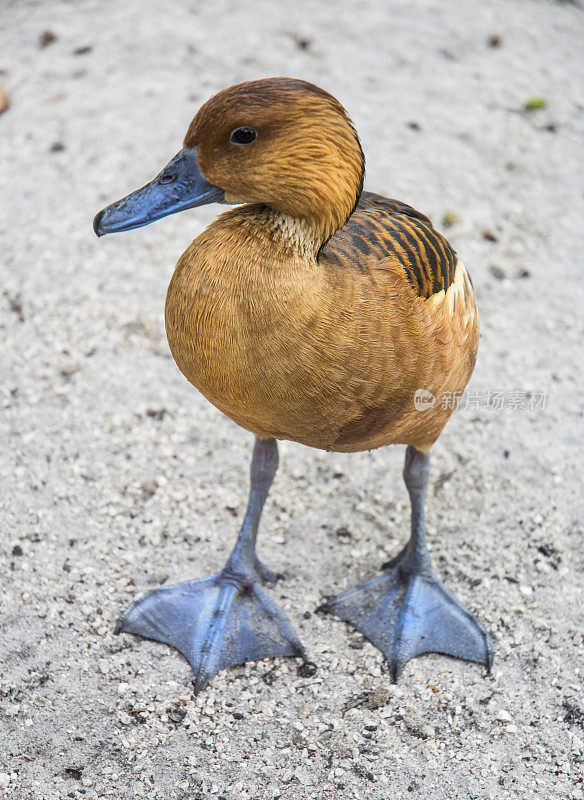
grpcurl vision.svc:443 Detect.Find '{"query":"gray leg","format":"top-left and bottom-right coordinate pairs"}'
top-left (116, 438), bottom-right (306, 692)
top-left (319, 445), bottom-right (493, 681)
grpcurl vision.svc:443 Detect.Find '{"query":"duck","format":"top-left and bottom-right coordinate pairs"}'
top-left (94, 77), bottom-right (493, 693)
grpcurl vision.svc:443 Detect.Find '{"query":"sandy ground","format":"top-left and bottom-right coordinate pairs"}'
top-left (1, 0), bottom-right (584, 798)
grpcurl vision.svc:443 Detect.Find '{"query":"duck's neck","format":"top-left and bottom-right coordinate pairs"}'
top-left (259, 186), bottom-right (363, 258)
top-left (266, 167), bottom-right (364, 254)
top-left (261, 207), bottom-right (334, 258)
top-left (207, 192), bottom-right (361, 271)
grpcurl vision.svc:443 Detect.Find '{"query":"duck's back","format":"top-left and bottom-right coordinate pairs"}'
top-left (320, 191), bottom-right (457, 298)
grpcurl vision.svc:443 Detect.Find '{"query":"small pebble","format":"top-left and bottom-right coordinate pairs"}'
top-left (281, 768), bottom-right (294, 783)
top-left (482, 229), bottom-right (498, 242)
top-left (419, 724), bottom-right (436, 739)
top-left (297, 660), bottom-right (317, 677)
top-left (141, 480), bottom-right (158, 499)
top-left (489, 265), bottom-right (506, 280)
top-left (39, 29), bottom-right (57, 47)
top-left (295, 37), bottom-right (311, 50)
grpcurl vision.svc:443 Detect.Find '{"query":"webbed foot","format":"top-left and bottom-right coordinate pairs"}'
top-left (318, 560), bottom-right (493, 681)
top-left (116, 571), bottom-right (305, 692)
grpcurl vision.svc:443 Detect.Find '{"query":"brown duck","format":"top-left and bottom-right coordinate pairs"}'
top-left (94, 78), bottom-right (492, 692)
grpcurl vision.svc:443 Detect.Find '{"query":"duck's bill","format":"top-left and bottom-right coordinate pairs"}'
top-left (93, 147), bottom-right (224, 236)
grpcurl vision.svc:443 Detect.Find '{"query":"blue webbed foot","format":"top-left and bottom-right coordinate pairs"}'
top-left (318, 559), bottom-right (493, 681)
top-left (115, 438), bottom-right (307, 693)
top-left (116, 572), bottom-right (305, 693)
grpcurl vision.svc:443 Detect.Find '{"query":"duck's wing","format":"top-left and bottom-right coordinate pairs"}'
top-left (319, 191), bottom-right (457, 298)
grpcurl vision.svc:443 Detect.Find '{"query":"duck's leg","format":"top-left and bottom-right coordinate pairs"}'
top-left (116, 437), bottom-right (306, 692)
top-left (319, 445), bottom-right (493, 681)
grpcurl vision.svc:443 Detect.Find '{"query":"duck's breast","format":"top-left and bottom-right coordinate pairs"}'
top-left (165, 203), bottom-right (478, 453)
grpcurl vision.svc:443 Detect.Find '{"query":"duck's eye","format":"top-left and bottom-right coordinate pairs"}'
top-left (230, 127), bottom-right (257, 145)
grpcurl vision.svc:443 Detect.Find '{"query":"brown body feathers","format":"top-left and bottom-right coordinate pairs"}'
top-left (164, 79), bottom-right (478, 454)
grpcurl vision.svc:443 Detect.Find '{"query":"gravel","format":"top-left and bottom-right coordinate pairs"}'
top-left (1, 1), bottom-right (583, 798)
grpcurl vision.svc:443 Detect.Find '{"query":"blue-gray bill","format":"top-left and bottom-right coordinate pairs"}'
top-left (93, 147), bottom-right (224, 236)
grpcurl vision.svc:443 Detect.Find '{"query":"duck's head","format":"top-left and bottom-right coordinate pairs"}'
top-left (94, 78), bottom-right (364, 245)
